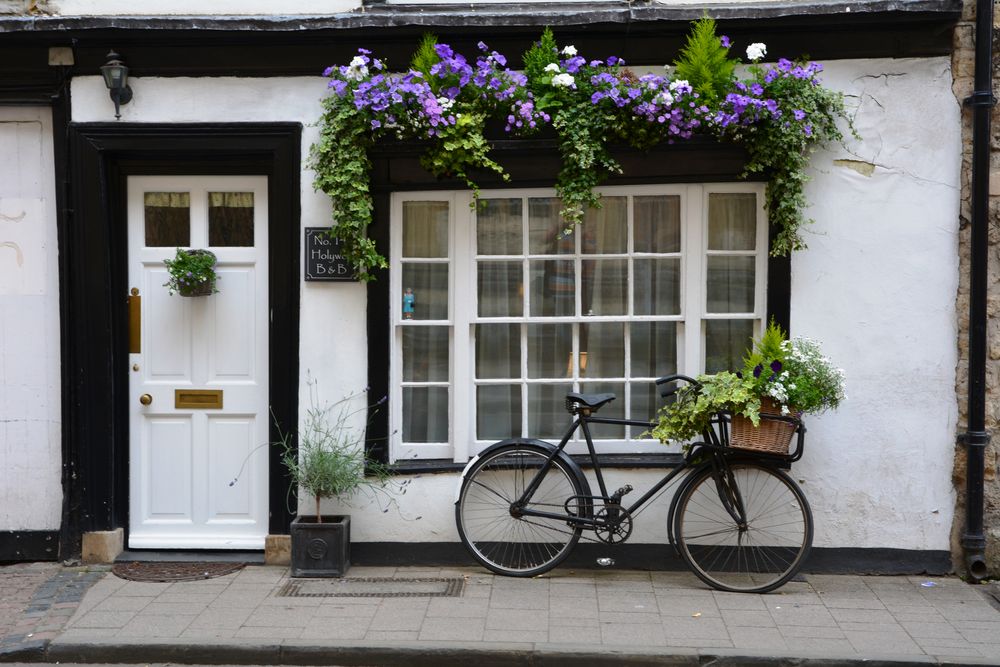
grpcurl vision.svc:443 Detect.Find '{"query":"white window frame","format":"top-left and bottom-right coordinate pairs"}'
top-left (389, 183), bottom-right (767, 463)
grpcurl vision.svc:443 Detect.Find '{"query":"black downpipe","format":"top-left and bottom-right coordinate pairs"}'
top-left (961, 0), bottom-right (994, 583)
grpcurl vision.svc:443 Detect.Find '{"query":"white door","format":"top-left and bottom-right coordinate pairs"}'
top-left (127, 176), bottom-right (269, 549)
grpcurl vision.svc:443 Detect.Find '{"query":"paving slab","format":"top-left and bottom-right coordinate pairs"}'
top-left (2, 563), bottom-right (1000, 665)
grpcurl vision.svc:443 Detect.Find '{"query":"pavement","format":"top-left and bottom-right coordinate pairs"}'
top-left (2, 561), bottom-right (1000, 666)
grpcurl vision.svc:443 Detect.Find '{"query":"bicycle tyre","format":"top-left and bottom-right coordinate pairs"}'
top-left (674, 461), bottom-right (812, 593)
top-left (456, 444), bottom-right (585, 577)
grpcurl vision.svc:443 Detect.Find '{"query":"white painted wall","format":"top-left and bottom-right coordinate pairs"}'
top-left (70, 54), bottom-right (961, 552)
top-left (0, 107), bottom-right (62, 531)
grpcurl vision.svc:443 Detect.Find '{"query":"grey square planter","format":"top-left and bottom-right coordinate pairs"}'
top-left (290, 515), bottom-right (350, 577)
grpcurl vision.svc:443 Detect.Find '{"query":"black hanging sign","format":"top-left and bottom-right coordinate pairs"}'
top-left (304, 228), bottom-right (356, 281)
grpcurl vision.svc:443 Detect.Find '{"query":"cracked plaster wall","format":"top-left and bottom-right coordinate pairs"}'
top-left (951, 0), bottom-right (1000, 576)
top-left (0, 107), bottom-right (62, 532)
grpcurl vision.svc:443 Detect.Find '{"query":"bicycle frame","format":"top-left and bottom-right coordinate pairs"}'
top-left (512, 406), bottom-right (805, 533)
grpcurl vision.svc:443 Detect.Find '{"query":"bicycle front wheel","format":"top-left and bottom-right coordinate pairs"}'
top-left (456, 444), bottom-right (584, 577)
top-left (674, 461), bottom-right (812, 593)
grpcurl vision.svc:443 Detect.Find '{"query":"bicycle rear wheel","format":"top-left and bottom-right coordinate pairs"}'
top-left (456, 444), bottom-right (584, 577)
top-left (674, 461), bottom-right (812, 593)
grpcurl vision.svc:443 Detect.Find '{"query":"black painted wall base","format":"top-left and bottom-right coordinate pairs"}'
top-left (352, 542), bottom-right (953, 576)
top-left (0, 531), bottom-right (60, 562)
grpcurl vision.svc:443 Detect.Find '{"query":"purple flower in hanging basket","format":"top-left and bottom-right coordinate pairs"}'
top-left (753, 364), bottom-right (764, 379)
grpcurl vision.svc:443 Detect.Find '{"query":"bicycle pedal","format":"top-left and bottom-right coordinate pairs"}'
top-left (613, 484), bottom-right (633, 498)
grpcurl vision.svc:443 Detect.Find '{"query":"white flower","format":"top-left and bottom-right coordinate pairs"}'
top-left (561, 45), bottom-right (577, 57)
top-left (668, 79), bottom-right (690, 92)
top-left (551, 72), bottom-right (576, 88)
top-left (437, 96), bottom-right (455, 111)
top-left (544, 63), bottom-right (561, 73)
top-left (746, 42), bottom-right (767, 61)
top-left (345, 55), bottom-right (369, 81)
top-left (655, 91), bottom-right (674, 106)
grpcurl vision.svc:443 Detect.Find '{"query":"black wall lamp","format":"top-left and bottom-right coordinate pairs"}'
top-left (100, 51), bottom-right (133, 120)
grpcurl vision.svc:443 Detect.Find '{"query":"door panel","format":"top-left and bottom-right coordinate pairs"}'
top-left (128, 175), bottom-right (269, 550)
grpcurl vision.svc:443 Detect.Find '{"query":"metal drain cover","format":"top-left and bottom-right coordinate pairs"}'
top-left (278, 577), bottom-right (465, 598)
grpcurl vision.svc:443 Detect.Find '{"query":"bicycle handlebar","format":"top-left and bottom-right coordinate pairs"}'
top-left (654, 373), bottom-right (701, 399)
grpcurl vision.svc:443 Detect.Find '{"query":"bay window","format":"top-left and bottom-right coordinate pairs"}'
top-left (389, 184), bottom-right (767, 463)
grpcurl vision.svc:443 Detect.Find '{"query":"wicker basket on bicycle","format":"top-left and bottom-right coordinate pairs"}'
top-left (729, 397), bottom-right (797, 455)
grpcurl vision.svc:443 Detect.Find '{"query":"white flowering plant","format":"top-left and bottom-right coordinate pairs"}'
top-left (741, 321), bottom-right (847, 416)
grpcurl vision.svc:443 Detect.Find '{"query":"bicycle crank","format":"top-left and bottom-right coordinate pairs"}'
top-left (594, 505), bottom-right (633, 544)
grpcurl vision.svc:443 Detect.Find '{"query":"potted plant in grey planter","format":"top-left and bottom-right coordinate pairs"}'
top-left (278, 388), bottom-right (392, 577)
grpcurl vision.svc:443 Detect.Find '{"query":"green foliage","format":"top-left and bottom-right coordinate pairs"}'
top-left (523, 27), bottom-right (560, 92)
top-left (420, 112), bottom-right (509, 201)
top-left (410, 33), bottom-right (441, 91)
top-left (162, 248), bottom-right (218, 295)
top-left (308, 92), bottom-right (385, 281)
top-left (742, 319), bottom-right (786, 372)
top-left (673, 16), bottom-right (738, 106)
top-left (552, 99), bottom-right (621, 230)
top-left (277, 389), bottom-right (394, 522)
top-left (651, 372), bottom-right (761, 445)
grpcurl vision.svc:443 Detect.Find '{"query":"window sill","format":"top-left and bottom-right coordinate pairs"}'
top-left (387, 452), bottom-right (684, 475)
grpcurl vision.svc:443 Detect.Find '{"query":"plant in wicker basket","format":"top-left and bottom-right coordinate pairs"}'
top-left (652, 321), bottom-right (845, 454)
top-left (163, 248), bottom-right (219, 296)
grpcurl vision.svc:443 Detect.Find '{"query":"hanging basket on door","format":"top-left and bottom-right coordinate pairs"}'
top-left (163, 248), bottom-right (219, 297)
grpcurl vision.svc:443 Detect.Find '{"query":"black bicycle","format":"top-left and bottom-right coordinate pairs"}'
top-left (455, 374), bottom-right (813, 593)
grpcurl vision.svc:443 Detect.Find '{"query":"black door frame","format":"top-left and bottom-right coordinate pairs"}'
top-left (61, 123), bottom-right (301, 555)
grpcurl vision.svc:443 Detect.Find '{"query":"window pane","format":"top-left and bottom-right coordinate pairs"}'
top-left (582, 259), bottom-right (627, 316)
top-left (707, 256), bottom-right (755, 313)
top-left (528, 383), bottom-right (573, 438)
top-left (477, 385), bottom-right (521, 440)
top-left (144, 192), bottom-right (190, 247)
top-left (402, 326), bottom-right (449, 382)
top-left (402, 201), bottom-right (449, 257)
top-left (401, 263), bottom-right (448, 320)
top-left (631, 321), bottom-right (677, 378)
top-left (528, 198), bottom-right (572, 255)
top-left (581, 322), bottom-right (624, 378)
top-left (478, 261), bottom-right (523, 317)
top-left (579, 382), bottom-right (624, 439)
top-left (634, 258), bottom-right (680, 315)
top-left (529, 259), bottom-right (575, 317)
top-left (629, 382), bottom-right (659, 430)
top-left (477, 198), bottom-right (522, 255)
top-left (402, 387), bottom-right (448, 442)
top-left (634, 195), bottom-right (680, 253)
top-left (583, 197), bottom-right (626, 254)
top-left (208, 192), bottom-right (254, 247)
top-left (705, 319), bottom-right (754, 374)
top-left (708, 193), bottom-right (756, 251)
top-left (527, 323), bottom-right (572, 379)
top-left (476, 324), bottom-right (520, 379)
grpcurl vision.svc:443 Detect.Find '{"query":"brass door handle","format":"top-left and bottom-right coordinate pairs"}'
top-left (139, 394), bottom-right (153, 406)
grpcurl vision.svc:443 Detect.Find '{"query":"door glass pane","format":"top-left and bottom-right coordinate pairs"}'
top-left (529, 259), bottom-right (575, 316)
top-left (527, 323), bottom-right (572, 378)
top-left (402, 387), bottom-right (448, 442)
top-left (144, 192), bottom-right (190, 247)
top-left (582, 258), bottom-right (626, 316)
top-left (402, 201), bottom-right (449, 257)
top-left (208, 192), bottom-right (254, 247)
top-left (634, 258), bottom-right (680, 315)
top-left (477, 385), bottom-right (521, 440)
top-left (631, 321), bottom-right (677, 378)
top-left (705, 319), bottom-right (754, 374)
top-left (707, 256), bottom-right (755, 313)
top-left (476, 324), bottom-right (520, 379)
top-left (708, 193), bottom-right (756, 250)
top-left (477, 198), bottom-right (522, 255)
top-left (401, 263), bottom-right (449, 320)
top-left (478, 261), bottom-right (523, 317)
top-left (580, 322), bottom-right (624, 378)
top-left (402, 326), bottom-right (449, 382)
top-left (634, 195), bottom-right (680, 253)
top-left (528, 383), bottom-right (573, 438)
top-left (528, 198), bottom-right (572, 255)
top-left (583, 197), bottom-right (626, 254)
top-left (579, 382), bottom-right (624, 439)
